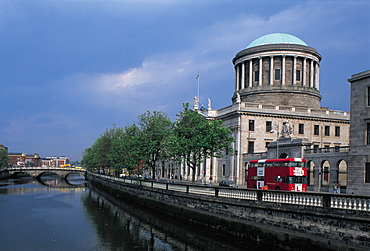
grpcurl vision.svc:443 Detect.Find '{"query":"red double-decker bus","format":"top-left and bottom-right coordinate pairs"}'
top-left (247, 158), bottom-right (307, 192)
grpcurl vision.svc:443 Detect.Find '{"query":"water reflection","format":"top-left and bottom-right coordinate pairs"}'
top-left (0, 174), bottom-right (87, 191)
top-left (84, 186), bottom-right (247, 251)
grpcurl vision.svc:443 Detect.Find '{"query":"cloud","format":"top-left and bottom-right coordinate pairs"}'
top-left (56, 1), bottom-right (366, 115)
top-left (3, 113), bottom-right (80, 133)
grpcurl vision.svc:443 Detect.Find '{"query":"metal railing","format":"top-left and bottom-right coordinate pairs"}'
top-left (304, 146), bottom-right (350, 154)
top-left (90, 173), bottom-right (370, 212)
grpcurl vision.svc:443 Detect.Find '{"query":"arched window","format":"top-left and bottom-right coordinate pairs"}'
top-left (307, 161), bottom-right (315, 186)
top-left (321, 160), bottom-right (330, 186)
top-left (245, 162), bottom-right (250, 182)
top-left (337, 160), bottom-right (348, 186)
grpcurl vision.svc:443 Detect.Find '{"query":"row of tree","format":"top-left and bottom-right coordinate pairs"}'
top-left (81, 103), bottom-right (234, 182)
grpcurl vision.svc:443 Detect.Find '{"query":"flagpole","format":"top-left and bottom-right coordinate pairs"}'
top-left (196, 72), bottom-right (200, 108)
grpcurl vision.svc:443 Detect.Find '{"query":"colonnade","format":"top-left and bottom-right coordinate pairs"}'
top-left (234, 55), bottom-right (320, 91)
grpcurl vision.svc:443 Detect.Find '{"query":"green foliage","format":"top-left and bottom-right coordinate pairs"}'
top-left (171, 103), bottom-right (234, 182)
top-left (0, 148), bottom-right (9, 168)
top-left (81, 104), bottom-right (234, 180)
top-left (137, 111), bottom-right (173, 176)
top-left (109, 124), bottom-right (141, 173)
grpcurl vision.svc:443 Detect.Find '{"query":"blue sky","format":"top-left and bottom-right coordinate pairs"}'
top-left (1, 0), bottom-right (369, 161)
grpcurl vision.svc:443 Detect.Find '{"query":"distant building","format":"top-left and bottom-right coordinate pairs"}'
top-left (8, 153), bottom-right (41, 167)
top-left (347, 70), bottom-right (370, 195)
top-left (41, 156), bottom-right (70, 168)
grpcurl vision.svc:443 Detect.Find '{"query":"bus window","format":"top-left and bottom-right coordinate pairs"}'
top-left (251, 176), bottom-right (264, 181)
top-left (288, 161), bottom-right (306, 167)
top-left (284, 176), bottom-right (307, 184)
top-left (273, 162), bottom-right (280, 167)
top-left (258, 163), bottom-right (264, 167)
top-left (265, 162), bottom-right (273, 167)
top-left (250, 163), bottom-right (258, 168)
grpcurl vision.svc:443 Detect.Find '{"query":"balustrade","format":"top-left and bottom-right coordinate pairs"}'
top-left (91, 173), bottom-right (369, 212)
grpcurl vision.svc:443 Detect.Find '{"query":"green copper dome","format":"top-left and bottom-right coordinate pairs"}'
top-left (246, 33), bottom-right (308, 49)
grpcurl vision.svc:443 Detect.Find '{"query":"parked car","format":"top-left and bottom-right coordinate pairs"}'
top-left (219, 180), bottom-right (236, 187)
top-left (158, 179), bottom-right (170, 183)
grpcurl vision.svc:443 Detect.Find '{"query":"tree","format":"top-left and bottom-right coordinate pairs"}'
top-left (171, 103), bottom-right (234, 183)
top-left (81, 127), bottom-right (122, 172)
top-left (109, 123), bottom-right (141, 175)
top-left (0, 148), bottom-right (9, 168)
top-left (137, 111), bottom-right (174, 177)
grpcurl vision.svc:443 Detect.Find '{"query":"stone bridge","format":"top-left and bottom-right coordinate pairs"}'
top-left (5, 167), bottom-right (86, 179)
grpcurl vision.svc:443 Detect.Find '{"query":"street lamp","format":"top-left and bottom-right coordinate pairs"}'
top-left (270, 123), bottom-right (280, 158)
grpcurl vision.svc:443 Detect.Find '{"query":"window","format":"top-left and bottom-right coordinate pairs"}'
top-left (255, 71), bottom-right (259, 82)
top-left (314, 125), bottom-right (320, 135)
top-left (222, 164), bottom-right (226, 176)
top-left (298, 124), bottom-right (304, 134)
top-left (335, 126), bottom-right (340, 137)
top-left (275, 69), bottom-right (281, 80)
top-left (249, 120), bottom-right (255, 131)
top-left (366, 163), bottom-right (370, 183)
top-left (248, 141), bottom-right (254, 154)
top-left (368, 87), bottom-right (370, 106)
top-left (367, 123), bottom-right (370, 145)
top-left (324, 126), bottom-right (330, 136)
top-left (296, 70), bottom-right (301, 81)
top-left (266, 121), bottom-right (272, 132)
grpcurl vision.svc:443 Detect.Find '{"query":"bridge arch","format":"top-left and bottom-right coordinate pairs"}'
top-left (10, 172), bottom-right (31, 178)
top-left (5, 167), bottom-right (86, 179)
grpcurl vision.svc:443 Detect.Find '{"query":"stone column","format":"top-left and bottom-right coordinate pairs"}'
top-left (236, 64), bottom-right (240, 90)
top-left (249, 60), bottom-right (253, 87)
top-left (270, 56), bottom-right (274, 85)
top-left (315, 62), bottom-right (320, 90)
top-left (258, 57), bottom-right (262, 86)
top-left (235, 65), bottom-right (237, 91)
top-left (293, 56), bottom-right (297, 85)
top-left (310, 60), bottom-right (314, 87)
top-left (241, 61), bottom-right (245, 89)
top-left (282, 55), bottom-right (286, 85)
top-left (303, 57), bottom-right (307, 86)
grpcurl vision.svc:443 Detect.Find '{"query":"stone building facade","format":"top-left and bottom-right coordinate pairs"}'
top-left (347, 70), bottom-right (370, 195)
top-left (192, 33), bottom-right (350, 186)
top-left (157, 34), bottom-right (350, 189)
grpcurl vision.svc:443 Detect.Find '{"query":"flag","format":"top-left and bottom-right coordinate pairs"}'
top-left (196, 73), bottom-right (199, 79)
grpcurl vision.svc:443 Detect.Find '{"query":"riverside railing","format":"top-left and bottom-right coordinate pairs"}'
top-left (90, 173), bottom-right (370, 212)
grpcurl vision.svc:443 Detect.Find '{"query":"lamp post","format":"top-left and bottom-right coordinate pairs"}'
top-left (270, 123), bottom-right (280, 158)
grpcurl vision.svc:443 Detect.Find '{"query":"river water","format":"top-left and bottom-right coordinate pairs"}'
top-left (0, 175), bottom-right (251, 251)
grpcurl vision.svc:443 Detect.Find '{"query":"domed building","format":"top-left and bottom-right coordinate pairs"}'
top-left (190, 33), bottom-right (350, 189)
top-left (232, 33), bottom-right (321, 108)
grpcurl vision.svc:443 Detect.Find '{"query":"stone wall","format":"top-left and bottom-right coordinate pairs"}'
top-left (347, 70), bottom-right (370, 195)
top-left (88, 174), bottom-right (370, 251)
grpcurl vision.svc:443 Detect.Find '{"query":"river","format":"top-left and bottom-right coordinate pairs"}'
top-left (0, 175), bottom-right (251, 251)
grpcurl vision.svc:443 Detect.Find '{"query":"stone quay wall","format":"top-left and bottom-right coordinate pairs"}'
top-left (87, 173), bottom-right (370, 251)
